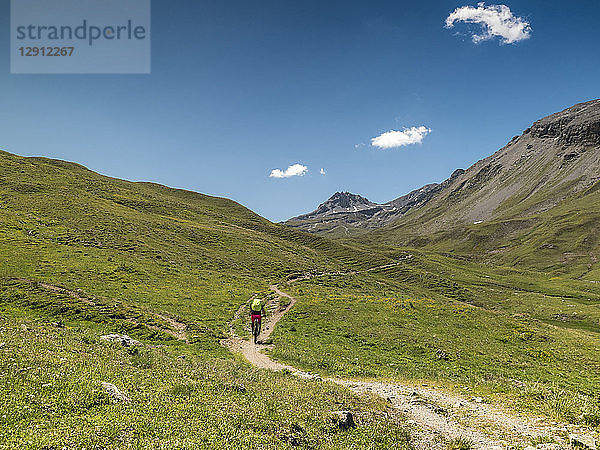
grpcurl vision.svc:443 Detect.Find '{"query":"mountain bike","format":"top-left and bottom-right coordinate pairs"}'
top-left (252, 316), bottom-right (262, 344)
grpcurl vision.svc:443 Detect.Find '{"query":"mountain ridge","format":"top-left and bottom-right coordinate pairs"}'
top-left (286, 100), bottom-right (600, 250)
top-left (284, 169), bottom-right (465, 235)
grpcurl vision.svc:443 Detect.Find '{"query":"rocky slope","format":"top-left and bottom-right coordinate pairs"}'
top-left (378, 99), bottom-right (600, 230)
top-left (369, 99), bottom-right (600, 271)
top-left (286, 99), bottom-right (600, 271)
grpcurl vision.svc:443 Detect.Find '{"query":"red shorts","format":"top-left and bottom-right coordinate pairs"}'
top-left (251, 314), bottom-right (261, 323)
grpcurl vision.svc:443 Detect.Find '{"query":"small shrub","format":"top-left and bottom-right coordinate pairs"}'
top-left (169, 382), bottom-right (197, 397)
top-left (130, 350), bottom-right (152, 369)
top-left (446, 437), bottom-right (473, 449)
top-left (126, 346), bottom-right (140, 356)
top-left (544, 389), bottom-right (579, 422)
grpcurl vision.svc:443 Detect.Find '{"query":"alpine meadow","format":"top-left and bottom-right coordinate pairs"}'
top-left (2, 100), bottom-right (600, 448)
top-left (3, 1), bottom-right (600, 449)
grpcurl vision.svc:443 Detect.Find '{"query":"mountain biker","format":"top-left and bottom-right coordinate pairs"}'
top-left (250, 297), bottom-right (266, 335)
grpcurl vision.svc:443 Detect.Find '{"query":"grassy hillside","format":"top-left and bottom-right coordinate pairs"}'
top-left (1, 304), bottom-right (409, 449)
top-left (0, 150), bottom-right (393, 348)
top-left (269, 250), bottom-right (600, 425)
top-left (369, 181), bottom-right (600, 275)
top-left (3, 149), bottom-right (600, 447)
top-left (0, 150), bottom-right (412, 448)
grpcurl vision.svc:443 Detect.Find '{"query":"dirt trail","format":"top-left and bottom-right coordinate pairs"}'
top-left (154, 313), bottom-right (189, 343)
top-left (223, 263), bottom-right (580, 449)
top-left (224, 285), bottom-right (310, 373)
top-left (14, 269), bottom-right (583, 447)
top-left (17, 278), bottom-right (189, 343)
top-left (285, 257), bottom-right (411, 284)
top-left (38, 282), bottom-right (97, 306)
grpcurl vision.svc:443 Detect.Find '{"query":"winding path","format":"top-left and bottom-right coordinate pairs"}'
top-left (16, 271), bottom-right (585, 448)
top-left (222, 265), bottom-right (581, 449)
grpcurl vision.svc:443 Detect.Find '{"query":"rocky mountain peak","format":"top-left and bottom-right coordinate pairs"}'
top-left (288, 191), bottom-right (380, 223)
top-left (327, 192), bottom-right (374, 209)
top-left (285, 170), bottom-right (467, 233)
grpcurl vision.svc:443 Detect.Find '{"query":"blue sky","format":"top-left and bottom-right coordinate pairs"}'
top-left (1, 0), bottom-right (599, 221)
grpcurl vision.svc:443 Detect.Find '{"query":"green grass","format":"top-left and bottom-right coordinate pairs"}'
top-left (0, 306), bottom-right (411, 449)
top-left (0, 150), bottom-right (392, 349)
top-left (365, 175), bottom-right (600, 276)
top-left (268, 252), bottom-right (600, 425)
top-left (2, 149), bottom-right (600, 447)
top-left (0, 150), bottom-right (414, 448)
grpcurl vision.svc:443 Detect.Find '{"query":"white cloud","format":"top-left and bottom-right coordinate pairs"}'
top-left (445, 3), bottom-right (531, 44)
top-left (269, 163), bottom-right (308, 178)
top-left (371, 126), bottom-right (431, 149)
top-left (320, 168), bottom-right (326, 175)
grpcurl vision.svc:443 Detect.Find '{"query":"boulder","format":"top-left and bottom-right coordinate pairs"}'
top-left (101, 382), bottom-right (130, 403)
top-left (330, 411), bottom-right (356, 430)
top-left (570, 434), bottom-right (597, 449)
top-left (100, 334), bottom-right (141, 347)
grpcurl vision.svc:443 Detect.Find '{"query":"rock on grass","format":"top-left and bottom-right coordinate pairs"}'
top-left (100, 334), bottom-right (141, 347)
top-left (101, 382), bottom-right (130, 403)
top-left (330, 411), bottom-right (356, 430)
top-left (569, 434), bottom-right (597, 449)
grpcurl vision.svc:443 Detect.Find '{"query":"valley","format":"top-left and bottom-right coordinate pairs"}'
top-left (2, 99), bottom-right (600, 449)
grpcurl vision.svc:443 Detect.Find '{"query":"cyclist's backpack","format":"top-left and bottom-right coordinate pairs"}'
top-left (251, 298), bottom-right (262, 312)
